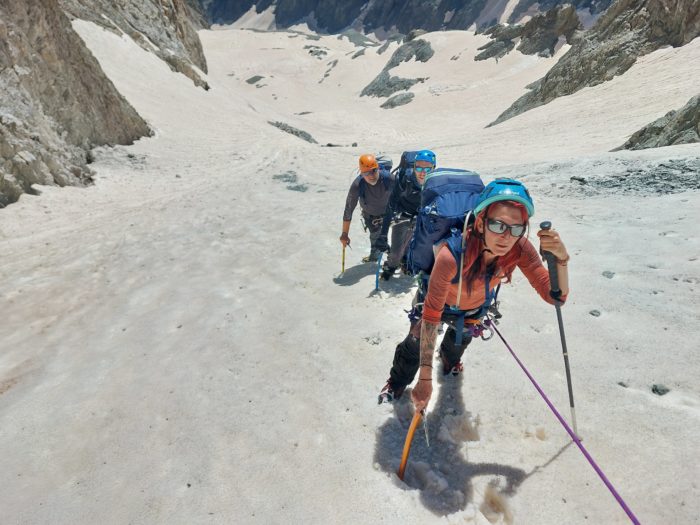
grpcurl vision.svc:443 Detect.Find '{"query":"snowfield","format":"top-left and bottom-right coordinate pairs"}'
top-left (1, 20), bottom-right (699, 525)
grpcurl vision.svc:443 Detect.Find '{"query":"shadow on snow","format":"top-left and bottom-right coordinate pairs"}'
top-left (374, 374), bottom-right (527, 516)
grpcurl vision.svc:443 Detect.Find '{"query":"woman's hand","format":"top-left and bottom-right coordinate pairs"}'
top-left (412, 379), bottom-right (432, 412)
top-left (537, 227), bottom-right (568, 261)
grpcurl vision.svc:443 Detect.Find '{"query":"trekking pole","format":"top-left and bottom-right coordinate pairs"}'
top-left (397, 410), bottom-right (423, 480)
top-left (342, 245), bottom-right (346, 274)
top-left (540, 221), bottom-right (579, 438)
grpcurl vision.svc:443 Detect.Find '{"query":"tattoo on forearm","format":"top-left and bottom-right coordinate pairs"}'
top-left (420, 322), bottom-right (440, 367)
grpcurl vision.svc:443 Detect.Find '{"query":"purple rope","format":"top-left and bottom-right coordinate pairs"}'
top-left (487, 320), bottom-right (641, 525)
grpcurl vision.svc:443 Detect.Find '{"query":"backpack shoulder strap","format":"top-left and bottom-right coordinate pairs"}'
top-left (380, 172), bottom-right (391, 191)
top-left (357, 175), bottom-right (366, 202)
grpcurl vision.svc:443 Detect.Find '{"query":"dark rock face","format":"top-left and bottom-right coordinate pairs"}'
top-left (381, 93), bottom-right (415, 109)
top-left (475, 39), bottom-right (515, 61)
top-left (517, 5), bottom-right (582, 56)
top-left (268, 121), bottom-right (318, 143)
top-left (361, 39), bottom-right (433, 99)
top-left (490, 0), bottom-right (700, 126)
top-left (507, 0), bottom-right (613, 24)
top-left (615, 95), bottom-right (700, 150)
top-left (0, 0), bottom-right (150, 207)
top-left (204, 0), bottom-right (596, 33)
top-left (476, 5), bottom-right (581, 61)
top-left (59, 0), bottom-right (209, 88)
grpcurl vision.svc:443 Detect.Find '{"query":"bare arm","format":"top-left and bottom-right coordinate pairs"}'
top-left (412, 320), bottom-right (440, 412)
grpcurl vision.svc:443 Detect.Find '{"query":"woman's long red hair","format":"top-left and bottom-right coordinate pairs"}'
top-left (463, 202), bottom-right (529, 291)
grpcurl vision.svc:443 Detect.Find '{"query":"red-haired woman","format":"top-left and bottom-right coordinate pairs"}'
top-left (378, 179), bottom-right (570, 411)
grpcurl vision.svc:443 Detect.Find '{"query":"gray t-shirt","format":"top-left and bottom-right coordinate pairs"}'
top-left (343, 174), bottom-right (395, 221)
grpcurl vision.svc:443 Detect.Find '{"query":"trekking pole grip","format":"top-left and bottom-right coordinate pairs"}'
top-left (539, 221), bottom-right (561, 300)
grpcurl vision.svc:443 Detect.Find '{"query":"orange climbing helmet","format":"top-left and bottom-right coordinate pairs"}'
top-left (358, 154), bottom-right (379, 173)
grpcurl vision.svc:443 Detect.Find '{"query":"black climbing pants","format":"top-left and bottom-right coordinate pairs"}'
top-left (388, 315), bottom-right (473, 390)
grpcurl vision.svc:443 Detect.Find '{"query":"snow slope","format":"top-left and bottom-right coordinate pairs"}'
top-left (1, 21), bottom-right (699, 525)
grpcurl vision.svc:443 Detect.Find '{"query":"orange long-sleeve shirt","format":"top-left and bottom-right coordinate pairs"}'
top-left (422, 238), bottom-right (566, 324)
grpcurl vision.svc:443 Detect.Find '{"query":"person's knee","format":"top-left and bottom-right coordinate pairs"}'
top-left (390, 335), bottom-right (421, 388)
top-left (393, 334), bottom-right (420, 364)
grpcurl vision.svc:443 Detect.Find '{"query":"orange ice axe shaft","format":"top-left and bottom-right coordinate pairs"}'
top-left (397, 410), bottom-right (423, 480)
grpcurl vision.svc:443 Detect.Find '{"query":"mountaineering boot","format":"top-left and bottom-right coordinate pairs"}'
top-left (380, 264), bottom-right (396, 281)
top-left (447, 361), bottom-right (464, 376)
top-left (378, 380), bottom-right (405, 404)
top-left (440, 352), bottom-right (464, 376)
top-left (362, 249), bottom-right (380, 263)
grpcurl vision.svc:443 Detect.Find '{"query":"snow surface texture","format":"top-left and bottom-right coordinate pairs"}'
top-left (1, 20), bottom-right (699, 525)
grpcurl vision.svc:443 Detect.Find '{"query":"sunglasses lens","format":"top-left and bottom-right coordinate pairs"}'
top-left (487, 220), bottom-right (506, 234)
top-left (511, 225), bottom-right (525, 237)
top-left (487, 219), bottom-right (525, 236)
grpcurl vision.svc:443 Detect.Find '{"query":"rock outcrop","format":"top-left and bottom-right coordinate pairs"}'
top-left (0, 0), bottom-right (150, 207)
top-left (59, 0), bottom-right (210, 89)
top-left (476, 5), bottom-right (581, 61)
top-left (381, 93), bottom-right (415, 109)
top-left (615, 95), bottom-right (700, 150)
top-left (490, 0), bottom-right (700, 126)
top-left (361, 39), bottom-right (433, 99)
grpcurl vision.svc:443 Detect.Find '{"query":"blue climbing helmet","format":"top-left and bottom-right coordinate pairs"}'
top-left (474, 178), bottom-right (534, 217)
top-left (414, 149), bottom-right (436, 165)
top-left (410, 149), bottom-right (436, 189)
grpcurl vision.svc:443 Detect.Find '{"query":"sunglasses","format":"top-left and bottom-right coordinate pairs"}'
top-left (361, 168), bottom-right (378, 176)
top-left (486, 218), bottom-right (526, 237)
top-left (414, 166), bottom-right (433, 173)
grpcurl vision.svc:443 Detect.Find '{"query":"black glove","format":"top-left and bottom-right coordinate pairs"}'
top-left (374, 236), bottom-right (389, 253)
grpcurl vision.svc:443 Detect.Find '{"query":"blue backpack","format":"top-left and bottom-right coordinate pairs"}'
top-left (407, 168), bottom-right (485, 276)
top-left (407, 168), bottom-right (494, 344)
top-left (357, 155), bottom-right (392, 204)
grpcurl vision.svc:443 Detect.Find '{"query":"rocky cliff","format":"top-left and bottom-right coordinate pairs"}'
top-left (59, 0), bottom-right (210, 89)
top-left (506, 0), bottom-right (612, 24)
top-left (476, 5), bottom-right (582, 61)
top-left (490, 0), bottom-right (700, 126)
top-left (203, 0), bottom-right (609, 33)
top-left (0, 0), bottom-right (151, 207)
top-left (615, 94), bottom-right (700, 150)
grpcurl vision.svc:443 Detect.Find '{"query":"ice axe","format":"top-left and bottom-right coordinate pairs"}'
top-left (341, 245), bottom-right (346, 274)
top-left (397, 410), bottom-right (421, 480)
top-left (397, 409), bottom-right (427, 480)
top-left (540, 221), bottom-right (579, 438)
